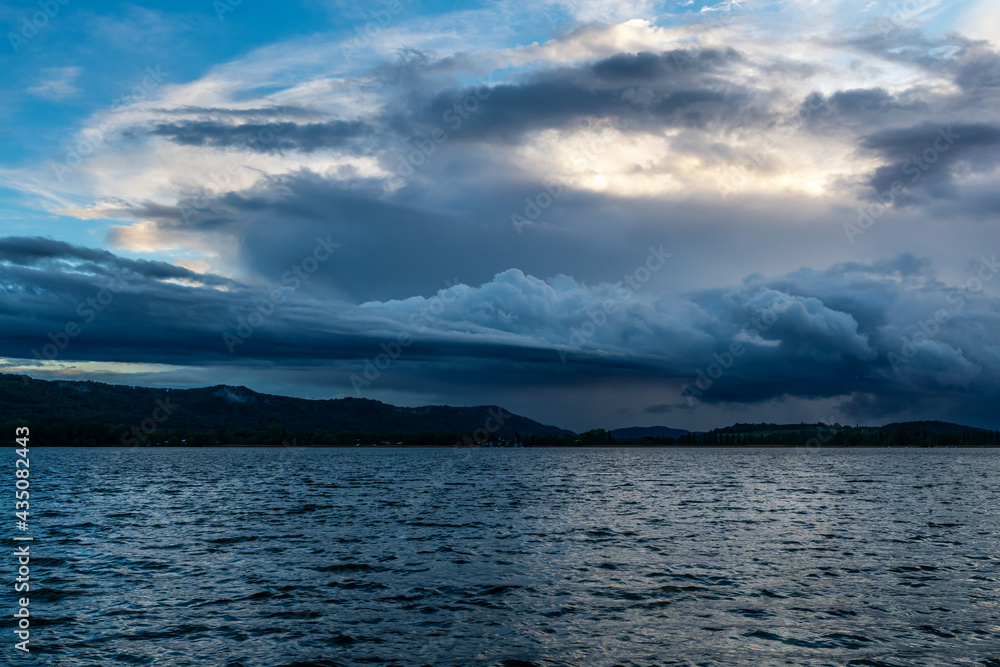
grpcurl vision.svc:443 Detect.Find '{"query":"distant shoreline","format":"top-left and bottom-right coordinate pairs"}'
top-left (29, 444), bottom-right (1000, 449)
top-left (5, 375), bottom-right (996, 448)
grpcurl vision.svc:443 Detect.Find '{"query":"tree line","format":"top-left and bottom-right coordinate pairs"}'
top-left (3, 422), bottom-right (998, 447)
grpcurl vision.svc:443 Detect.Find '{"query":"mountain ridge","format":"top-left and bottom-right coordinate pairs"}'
top-left (1, 373), bottom-right (993, 445)
top-left (0, 373), bottom-right (567, 437)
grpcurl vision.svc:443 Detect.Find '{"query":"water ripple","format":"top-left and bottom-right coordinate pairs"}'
top-left (13, 446), bottom-right (1000, 666)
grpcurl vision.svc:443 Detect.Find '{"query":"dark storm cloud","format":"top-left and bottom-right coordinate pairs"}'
top-left (386, 47), bottom-right (767, 143)
top-left (796, 28), bottom-right (1000, 216)
top-left (826, 88), bottom-right (899, 114)
top-left (0, 237), bottom-right (379, 365)
top-left (861, 122), bottom-right (1000, 203)
top-left (14, 24), bottom-right (997, 429)
top-left (590, 48), bottom-right (743, 81)
top-left (2, 239), bottom-right (998, 426)
top-left (799, 88), bottom-right (920, 124)
top-left (149, 120), bottom-right (375, 153)
top-left (863, 123), bottom-right (1000, 160)
top-left (953, 44), bottom-right (1000, 92)
top-left (116, 169), bottom-right (690, 303)
top-left (0, 236), bottom-right (237, 288)
top-left (682, 254), bottom-right (1000, 417)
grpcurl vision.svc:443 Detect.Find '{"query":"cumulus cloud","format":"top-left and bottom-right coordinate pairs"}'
top-left (2, 239), bottom-right (998, 425)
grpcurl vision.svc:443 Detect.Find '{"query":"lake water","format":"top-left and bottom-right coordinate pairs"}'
top-left (13, 446), bottom-right (1000, 666)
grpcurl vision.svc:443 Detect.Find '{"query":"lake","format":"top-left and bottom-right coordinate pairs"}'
top-left (14, 447), bottom-right (1000, 665)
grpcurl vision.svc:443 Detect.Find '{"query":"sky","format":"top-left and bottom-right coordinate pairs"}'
top-left (1, 0), bottom-right (999, 432)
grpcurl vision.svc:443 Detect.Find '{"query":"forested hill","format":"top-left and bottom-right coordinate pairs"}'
top-left (0, 373), bottom-right (566, 438)
top-left (694, 421), bottom-right (995, 447)
top-left (1, 374), bottom-right (994, 447)
top-left (611, 426), bottom-right (690, 439)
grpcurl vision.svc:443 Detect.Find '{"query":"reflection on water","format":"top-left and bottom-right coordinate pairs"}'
top-left (17, 447), bottom-right (1000, 666)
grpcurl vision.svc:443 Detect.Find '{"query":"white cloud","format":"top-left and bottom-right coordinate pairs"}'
top-left (957, 0), bottom-right (1000, 49)
top-left (26, 67), bottom-right (82, 101)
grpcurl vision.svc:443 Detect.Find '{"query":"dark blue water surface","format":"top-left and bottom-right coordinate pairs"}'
top-left (11, 446), bottom-right (1000, 666)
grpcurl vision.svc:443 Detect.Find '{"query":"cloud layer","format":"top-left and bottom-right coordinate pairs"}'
top-left (2, 0), bottom-right (999, 429)
top-left (2, 237), bottom-right (998, 427)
